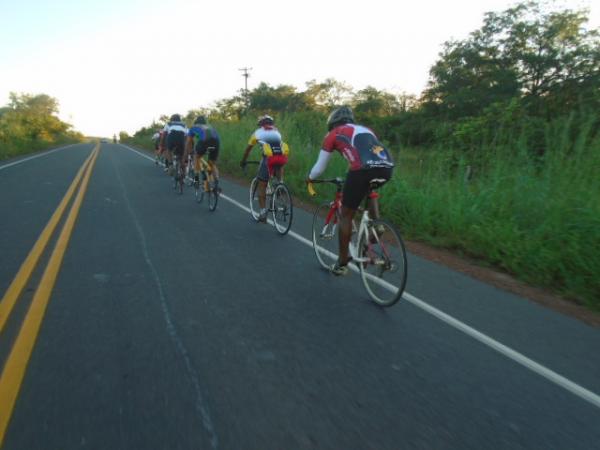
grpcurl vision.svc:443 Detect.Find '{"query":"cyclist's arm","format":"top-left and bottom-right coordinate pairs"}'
top-left (240, 144), bottom-right (253, 165)
top-left (308, 150), bottom-right (333, 180)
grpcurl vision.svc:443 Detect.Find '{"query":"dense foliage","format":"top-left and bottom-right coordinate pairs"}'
top-left (0, 93), bottom-right (84, 159)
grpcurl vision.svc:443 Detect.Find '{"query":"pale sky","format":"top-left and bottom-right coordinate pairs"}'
top-left (1, 0), bottom-right (598, 137)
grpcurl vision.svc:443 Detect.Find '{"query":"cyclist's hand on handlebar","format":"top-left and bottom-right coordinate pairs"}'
top-left (239, 160), bottom-right (247, 169)
top-left (306, 178), bottom-right (317, 197)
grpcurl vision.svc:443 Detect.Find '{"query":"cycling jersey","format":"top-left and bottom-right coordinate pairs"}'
top-left (322, 124), bottom-right (394, 171)
top-left (248, 126), bottom-right (289, 157)
top-left (188, 124), bottom-right (220, 160)
top-left (188, 125), bottom-right (220, 146)
top-left (163, 121), bottom-right (187, 156)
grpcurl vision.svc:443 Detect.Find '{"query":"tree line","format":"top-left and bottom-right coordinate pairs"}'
top-left (0, 93), bottom-right (84, 159)
top-left (127, 1), bottom-right (598, 160)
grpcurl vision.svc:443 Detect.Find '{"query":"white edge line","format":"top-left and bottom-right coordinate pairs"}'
top-left (123, 144), bottom-right (600, 410)
top-left (0, 144), bottom-right (78, 170)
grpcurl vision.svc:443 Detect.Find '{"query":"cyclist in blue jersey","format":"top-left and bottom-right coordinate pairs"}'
top-left (185, 116), bottom-right (221, 190)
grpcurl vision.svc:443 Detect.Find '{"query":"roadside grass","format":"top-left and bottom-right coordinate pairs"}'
top-left (0, 137), bottom-right (85, 161)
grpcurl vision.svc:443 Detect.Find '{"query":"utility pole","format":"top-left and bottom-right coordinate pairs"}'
top-left (239, 67), bottom-right (252, 108)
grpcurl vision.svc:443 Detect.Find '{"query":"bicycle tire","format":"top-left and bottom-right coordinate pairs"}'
top-left (358, 219), bottom-right (407, 307)
top-left (249, 177), bottom-right (260, 221)
top-left (194, 179), bottom-right (204, 203)
top-left (208, 181), bottom-right (219, 211)
top-left (311, 202), bottom-right (340, 270)
top-left (272, 183), bottom-right (293, 235)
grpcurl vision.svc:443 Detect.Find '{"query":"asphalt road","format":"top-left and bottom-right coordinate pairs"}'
top-left (0, 144), bottom-right (599, 449)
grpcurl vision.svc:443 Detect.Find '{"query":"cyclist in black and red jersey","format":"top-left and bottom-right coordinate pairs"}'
top-left (306, 106), bottom-right (394, 275)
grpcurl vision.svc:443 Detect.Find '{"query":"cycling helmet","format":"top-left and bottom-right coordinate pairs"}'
top-left (257, 114), bottom-right (274, 127)
top-left (170, 114), bottom-right (182, 122)
top-left (327, 106), bottom-right (355, 131)
top-left (194, 116), bottom-right (207, 125)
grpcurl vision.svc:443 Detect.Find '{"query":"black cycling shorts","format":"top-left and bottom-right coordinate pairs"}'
top-left (342, 167), bottom-right (393, 210)
top-left (167, 131), bottom-right (186, 156)
top-left (195, 138), bottom-right (220, 161)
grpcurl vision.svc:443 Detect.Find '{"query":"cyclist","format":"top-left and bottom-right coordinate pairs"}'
top-left (160, 114), bottom-right (187, 175)
top-left (239, 114), bottom-right (289, 223)
top-left (306, 106), bottom-right (394, 275)
top-left (185, 116), bottom-right (221, 191)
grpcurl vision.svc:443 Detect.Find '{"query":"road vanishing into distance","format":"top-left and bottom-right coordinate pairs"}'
top-left (0, 143), bottom-right (599, 449)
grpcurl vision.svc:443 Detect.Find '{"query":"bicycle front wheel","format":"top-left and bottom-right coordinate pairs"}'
top-left (311, 202), bottom-right (340, 270)
top-left (249, 177), bottom-right (260, 220)
top-left (272, 183), bottom-right (293, 235)
top-left (208, 181), bottom-right (219, 212)
top-left (358, 219), bottom-right (407, 307)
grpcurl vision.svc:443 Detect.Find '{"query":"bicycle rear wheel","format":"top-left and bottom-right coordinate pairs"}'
top-left (311, 202), bottom-right (340, 269)
top-left (208, 181), bottom-right (219, 211)
top-left (249, 177), bottom-right (260, 220)
top-left (272, 183), bottom-right (293, 235)
top-left (358, 219), bottom-right (407, 307)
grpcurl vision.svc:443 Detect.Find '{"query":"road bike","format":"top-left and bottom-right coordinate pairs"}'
top-left (193, 153), bottom-right (219, 212)
top-left (308, 177), bottom-right (407, 306)
top-left (245, 161), bottom-right (293, 235)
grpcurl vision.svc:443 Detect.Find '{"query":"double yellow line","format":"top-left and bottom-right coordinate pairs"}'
top-left (0, 144), bottom-right (100, 446)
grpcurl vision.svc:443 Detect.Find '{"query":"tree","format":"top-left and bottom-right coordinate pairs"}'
top-left (352, 86), bottom-right (401, 117)
top-left (423, 1), bottom-right (600, 118)
top-left (304, 78), bottom-right (354, 109)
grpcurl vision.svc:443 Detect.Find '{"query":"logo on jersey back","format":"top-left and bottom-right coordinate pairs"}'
top-left (372, 145), bottom-right (388, 160)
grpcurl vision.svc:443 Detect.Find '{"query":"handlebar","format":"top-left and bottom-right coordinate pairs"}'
top-left (306, 177), bottom-right (345, 196)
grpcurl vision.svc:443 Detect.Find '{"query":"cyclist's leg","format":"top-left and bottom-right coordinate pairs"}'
top-left (257, 157), bottom-right (269, 210)
top-left (207, 143), bottom-right (220, 182)
top-left (366, 167), bottom-right (393, 220)
top-left (195, 148), bottom-right (207, 182)
top-left (335, 171), bottom-right (368, 269)
top-left (338, 206), bottom-right (357, 265)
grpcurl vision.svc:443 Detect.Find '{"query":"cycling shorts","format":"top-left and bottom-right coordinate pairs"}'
top-left (167, 131), bottom-right (186, 156)
top-left (257, 155), bottom-right (288, 181)
top-left (342, 167), bottom-right (393, 210)
top-left (195, 138), bottom-right (220, 161)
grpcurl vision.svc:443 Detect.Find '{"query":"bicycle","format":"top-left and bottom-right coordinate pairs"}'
top-left (245, 161), bottom-right (293, 235)
top-left (307, 177), bottom-right (408, 306)
top-left (172, 153), bottom-right (185, 194)
top-left (193, 153), bottom-right (219, 212)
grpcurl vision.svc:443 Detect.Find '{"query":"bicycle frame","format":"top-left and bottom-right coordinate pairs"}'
top-left (314, 181), bottom-right (386, 264)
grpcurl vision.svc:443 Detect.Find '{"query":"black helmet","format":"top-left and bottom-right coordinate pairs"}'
top-left (327, 106), bottom-right (354, 131)
top-left (170, 114), bottom-right (182, 122)
top-left (258, 114), bottom-right (274, 127)
top-left (194, 116), bottom-right (207, 125)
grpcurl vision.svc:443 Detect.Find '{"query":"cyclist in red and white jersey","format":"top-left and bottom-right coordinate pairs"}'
top-left (307, 106), bottom-right (394, 275)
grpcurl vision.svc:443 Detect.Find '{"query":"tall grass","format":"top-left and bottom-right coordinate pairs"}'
top-left (212, 112), bottom-right (599, 310)
top-left (0, 136), bottom-right (83, 160)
